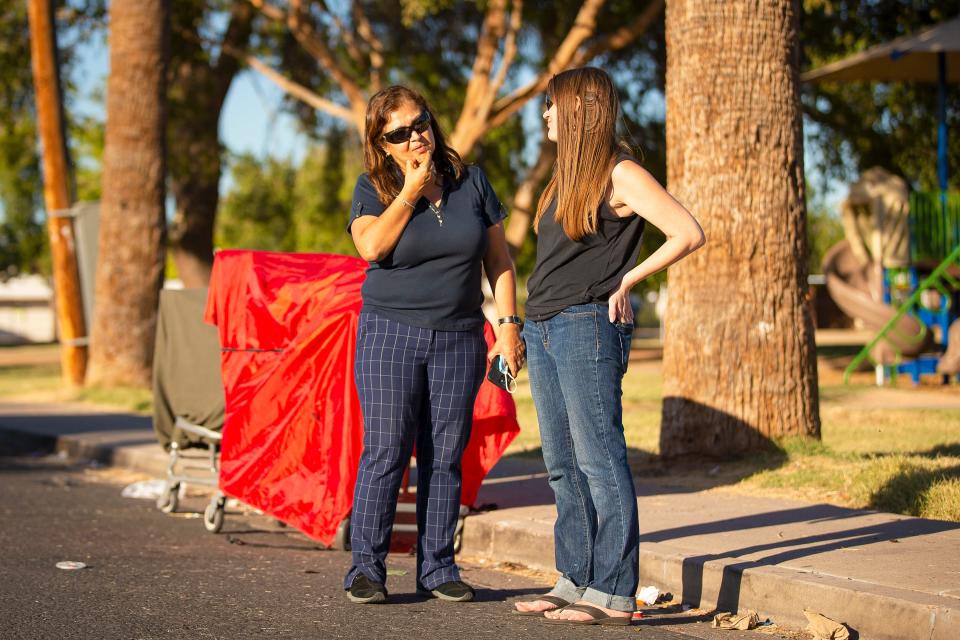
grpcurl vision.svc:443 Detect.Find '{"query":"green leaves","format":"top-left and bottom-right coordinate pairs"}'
top-left (0, 3), bottom-right (44, 277)
top-left (216, 128), bottom-right (362, 256)
top-left (801, 1), bottom-right (960, 191)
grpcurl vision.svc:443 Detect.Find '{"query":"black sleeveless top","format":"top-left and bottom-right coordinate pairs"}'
top-left (525, 155), bottom-right (645, 321)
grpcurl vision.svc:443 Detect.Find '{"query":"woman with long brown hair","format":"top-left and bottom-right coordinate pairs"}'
top-left (343, 86), bottom-right (523, 605)
top-left (513, 67), bottom-right (704, 625)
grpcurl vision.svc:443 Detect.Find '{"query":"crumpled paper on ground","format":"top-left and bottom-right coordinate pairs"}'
top-left (803, 610), bottom-right (850, 640)
top-left (636, 585), bottom-right (660, 605)
top-left (712, 610), bottom-right (760, 630)
top-left (121, 479), bottom-right (168, 500)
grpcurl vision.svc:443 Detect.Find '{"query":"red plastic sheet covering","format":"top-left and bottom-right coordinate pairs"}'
top-left (205, 249), bottom-right (520, 546)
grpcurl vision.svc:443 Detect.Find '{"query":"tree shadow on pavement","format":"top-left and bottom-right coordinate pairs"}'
top-left (485, 399), bottom-right (791, 510)
top-left (0, 412), bottom-right (155, 458)
top-left (474, 587), bottom-right (554, 603)
top-left (644, 503), bottom-right (959, 621)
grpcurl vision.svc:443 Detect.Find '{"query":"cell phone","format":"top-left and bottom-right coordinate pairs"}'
top-left (487, 355), bottom-right (516, 393)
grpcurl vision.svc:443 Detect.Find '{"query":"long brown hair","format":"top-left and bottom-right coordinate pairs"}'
top-left (363, 86), bottom-right (465, 206)
top-left (535, 67), bottom-right (630, 240)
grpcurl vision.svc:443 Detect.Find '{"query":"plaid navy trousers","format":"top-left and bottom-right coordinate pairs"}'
top-left (344, 311), bottom-right (486, 590)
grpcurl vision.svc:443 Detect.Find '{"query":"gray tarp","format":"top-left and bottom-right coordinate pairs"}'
top-left (152, 288), bottom-right (225, 450)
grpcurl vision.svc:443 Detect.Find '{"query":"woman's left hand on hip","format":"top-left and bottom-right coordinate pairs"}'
top-left (608, 286), bottom-right (634, 325)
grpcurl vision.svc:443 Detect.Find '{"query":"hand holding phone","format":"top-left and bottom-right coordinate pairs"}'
top-left (487, 355), bottom-right (517, 393)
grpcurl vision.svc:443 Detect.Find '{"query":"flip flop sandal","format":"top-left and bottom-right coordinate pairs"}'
top-left (543, 603), bottom-right (633, 626)
top-left (512, 595), bottom-right (571, 616)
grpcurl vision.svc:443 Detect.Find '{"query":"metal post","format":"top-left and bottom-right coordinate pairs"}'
top-left (937, 51), bottom-right (948, 219)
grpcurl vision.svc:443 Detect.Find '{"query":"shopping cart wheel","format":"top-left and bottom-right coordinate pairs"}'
top-left (204, 495), bottom-right (226, 533)
top-left (157, 483), bottom-right (180, 514)
top-left (333, 515), bottom-right (351, 551)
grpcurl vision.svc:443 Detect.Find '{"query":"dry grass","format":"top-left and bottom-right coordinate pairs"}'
top-left (0, 345), bottom-right (152, 414)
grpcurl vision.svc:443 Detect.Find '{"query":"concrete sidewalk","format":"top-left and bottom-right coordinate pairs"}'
top-left (1, 399), bottom-right (957, 640)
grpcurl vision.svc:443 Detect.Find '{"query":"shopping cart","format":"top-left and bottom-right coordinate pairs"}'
top-left (152, 287), bottom-right (229, 532)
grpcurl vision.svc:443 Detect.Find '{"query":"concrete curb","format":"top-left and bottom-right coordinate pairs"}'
top-left (0, 418), bottom-right (168, 478)
top-left (462, 509), bottom-right (959, 640)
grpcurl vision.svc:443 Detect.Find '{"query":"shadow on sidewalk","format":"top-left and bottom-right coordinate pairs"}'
top-left (0, 411), bottom-right (154, 457)
top-left (644, 503), bottom-right (960, 616)
top-left (485, 399), bottom-right (792, 509)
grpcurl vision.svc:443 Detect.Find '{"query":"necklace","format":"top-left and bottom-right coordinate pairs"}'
top-left (426, 198), bottom-right (443, 226)
top-left (424, 180), bottom-right (444, 226)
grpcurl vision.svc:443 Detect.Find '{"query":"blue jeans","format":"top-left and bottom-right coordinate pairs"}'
top-left (523, 304), bottom-right (639, 612)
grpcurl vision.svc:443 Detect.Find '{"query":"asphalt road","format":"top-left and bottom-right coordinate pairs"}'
top-left (0, 456), bottom-right (795, 640)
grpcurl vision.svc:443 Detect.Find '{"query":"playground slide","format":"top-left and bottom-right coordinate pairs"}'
top-left (937, 318), bottom-right (960, 374)
top-left (822, 240), bottom-right (931, 364)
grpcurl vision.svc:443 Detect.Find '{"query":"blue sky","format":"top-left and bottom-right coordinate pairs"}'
top-left (69, 30), bottom-right (310, 190)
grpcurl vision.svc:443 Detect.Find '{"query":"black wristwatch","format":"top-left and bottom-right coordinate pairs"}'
top-left (497, 315), bottom-right (523, 328)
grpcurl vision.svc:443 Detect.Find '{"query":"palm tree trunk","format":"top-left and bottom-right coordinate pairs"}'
top-left (168, 111), bottom-right (220, 288)
top-left (87, 0), bottom-right (168, 387)
top-left (660, 0), bottom-right (820, 456)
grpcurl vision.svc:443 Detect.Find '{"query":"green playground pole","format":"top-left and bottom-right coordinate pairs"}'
top-left (844, 242), bottom-right (960, 384)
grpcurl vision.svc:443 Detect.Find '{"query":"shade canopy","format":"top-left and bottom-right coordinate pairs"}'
top-left (801, 16), bottom-right (960, 84)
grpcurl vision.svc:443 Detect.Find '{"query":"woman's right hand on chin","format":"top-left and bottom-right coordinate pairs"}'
top-left (403, 153), bottom-right (433, 199)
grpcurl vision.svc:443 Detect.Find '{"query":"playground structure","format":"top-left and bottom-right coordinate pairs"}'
top-left (804, 17), bottom-right (959, 386)
top-left (822, 168), bottom-right (960, 385)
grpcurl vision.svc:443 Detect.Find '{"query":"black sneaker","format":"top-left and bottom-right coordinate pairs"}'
top-left (347, 574), bottom-right (387, 604)
top-left (417, 580), bottom-right (475, 602)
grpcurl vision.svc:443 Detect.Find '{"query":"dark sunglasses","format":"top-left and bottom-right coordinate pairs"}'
top-left (544, 95), bottom-right (553, 111)
top-left (382, 112), bottom-right (431, 144)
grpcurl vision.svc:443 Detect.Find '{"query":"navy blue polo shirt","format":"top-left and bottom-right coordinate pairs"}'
top-left (347, 165), bottom-right (506, 331)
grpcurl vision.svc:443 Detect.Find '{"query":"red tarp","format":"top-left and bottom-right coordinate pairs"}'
top-left (204, 249), bottom-right (519, 546)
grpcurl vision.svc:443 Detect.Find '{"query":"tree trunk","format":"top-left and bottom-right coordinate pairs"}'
top-left (168, 107), bottom-right (221, 288)
top-left (88, 0), bottom-right (168, 388)
top-left (168, 1), bottom-right (253, 288)
top-left (504, 132), bottom-right (555, 255)
top-left (660, 0), bottom-right (819, 456)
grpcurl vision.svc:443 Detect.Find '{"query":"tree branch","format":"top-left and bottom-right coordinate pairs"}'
top-left (249, 0), bottom-right (367, 119)
top-left (248, 0), bottom-right (283, 22)
top-left (486, 0), bottom-right (608, 132)
top-left (242, 51), bottom-right (357, 125)
top-left (488, 0), bottom-right (522, 103)
top-left (571, 0), bottom-right (663, 66)
top-left (449, 0), bottom-right (516, 154)
top-left (212, 1), bottom-right (255, 106)
top-left (288, 0), bottom-right (366, 108)
top-left (485, 0), bottom-right (662, 135)
top-left (316, 0), bottom-right (366, 71)
top-left (462, 0), bottom-right (508, 113)
top-left (505, 128), bottom-right (556, 255)
top-left (352, 1), bottom-right (384, 91)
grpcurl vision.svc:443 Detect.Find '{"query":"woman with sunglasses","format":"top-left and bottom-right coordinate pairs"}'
top-left (344, 85), bottom-right (524, 605)
top-left (513, 67), bottom-right (704, 625)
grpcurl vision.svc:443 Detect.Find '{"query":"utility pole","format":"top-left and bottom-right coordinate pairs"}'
top-left (27, 0), bottom-right (87, 386)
